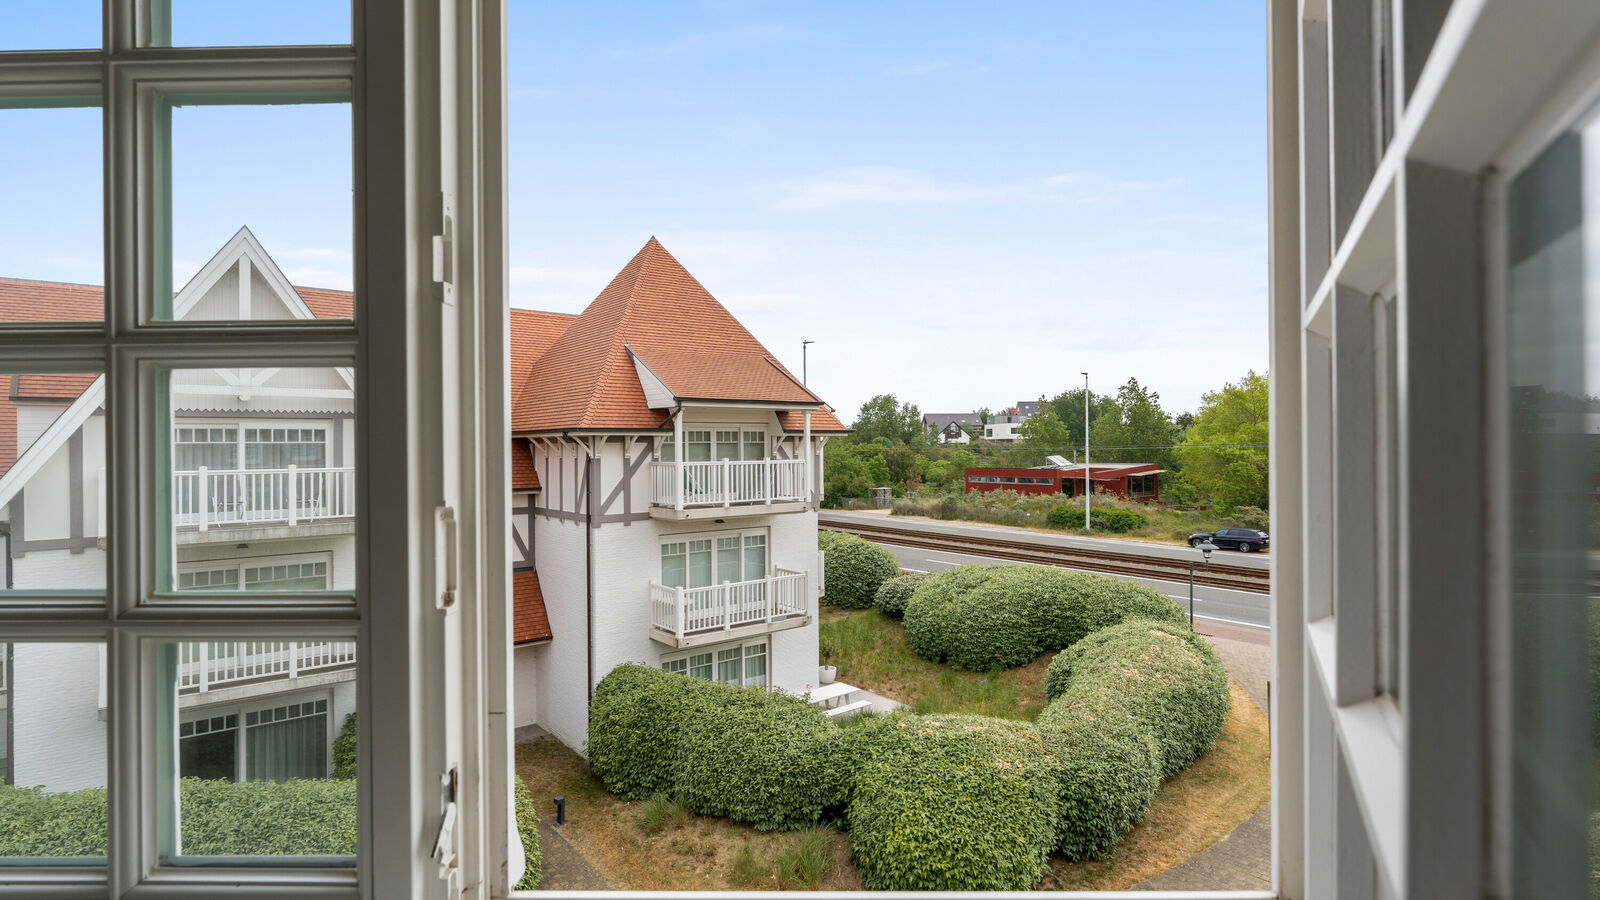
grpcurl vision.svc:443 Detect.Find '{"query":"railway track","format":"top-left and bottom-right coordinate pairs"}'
top-left (820, 517), bottom-right (1272, 594)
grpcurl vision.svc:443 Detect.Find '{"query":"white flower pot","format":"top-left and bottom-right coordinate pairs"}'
top-left (819, 665), bottom-right (837, 684)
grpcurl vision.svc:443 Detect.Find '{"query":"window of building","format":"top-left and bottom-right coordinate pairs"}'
top-left (663, 640), bottom-right (767, 688)
top-left (659, 529), bottom-right (769, 588)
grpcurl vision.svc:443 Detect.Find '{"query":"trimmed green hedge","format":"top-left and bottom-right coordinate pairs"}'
top-left (586, 663), bottom-right (720, 800)
top-left (872, 572), bottom-right (927, 616)
top-left (847, 714), bottom-right (1059, 890)
top-left (819, 531), bottom-right (900, 609)
top-left (1037, 691), bottom-right (1161, 859)
top-left (674, 683), bottom-right (838, 830)
top-left (0, 778), bottom-right (358, 858)
top-left (513, 774), bottom-right (543, 889)
top-left (903, 564), bottom-right (1184, 671)
top-left (332, 712), bottom-right (358, 780)
top-left (1046, 619), bottom-right (1230, 777)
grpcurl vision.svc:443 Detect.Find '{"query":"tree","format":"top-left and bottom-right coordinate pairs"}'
top-left (1174, 371), bottom-right (1269, 510)
top-left (1045, 388), bottom-right (1119, 450)
top-left (852, 394), bottom-right (922, 445)
top-left (1017, 406), bottom-right (1072, 451)
top-left (1109, 378), bottom-right (1178, 465)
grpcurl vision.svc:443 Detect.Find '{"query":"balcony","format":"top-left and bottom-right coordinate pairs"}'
top-left (648, 458), bottom-right (809, 519)
top-left (172, 466), bottom-right (355, 532)
top-left (177, 641), bottom-right (356, 693)
top-left (649, 567), bottom-right (812, 648)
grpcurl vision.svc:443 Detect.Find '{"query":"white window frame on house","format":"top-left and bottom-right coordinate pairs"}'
top-left (176, 552), bottom-right (333, 592)
top-left (0, 0), bottom-right (506, 895)
top-left (660, 638), bottom-right (769, 688)
top-left (658, 424), bottom-right (769, 462)
top-left (179, 691), bottom-right (334, 783)
top-left (658, 527), bottom-right (770, 588)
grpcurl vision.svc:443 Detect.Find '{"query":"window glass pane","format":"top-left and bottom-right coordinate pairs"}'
top-left (157, 1), bottom-right (349, 47)
top-left (658, 435), bottom-right (674, 462)
top-left (659, 543), bottom-right (686, 588)
top-left (0, 7), bottom-right (99, 51)
top-left (744, 643), bottom-right (767, 688)
top-left (1504, 103), bottom-right (1600, 897)
top-left (716, 647), bottom-right (741, 684)
top-left (744, 535), bottom-right (766, 578)
top-left (161, 99), bottom-right (352, 321)
top-left (743, 430), bottom-right (764, 460)
top-left (165, 640), bottom-right (354, 861)
top-left (684, 430), bottom-right (711, 462)
top-left (687, 652), bottom-right (712, 680)
top-left (165, 368), bottom-right (354, 595)
top-left (715, 430), bottom-right (740, 460)
top-left (0, 370), bottom-right (107, 592)
top-left (0, 105), bottom-right (103, 318)
top-left (716, 536), bottom-right (741, 584)
top-left (0, 641), bottom-right (107, 860)
top-left (686, 540), bottom-right (712, 588)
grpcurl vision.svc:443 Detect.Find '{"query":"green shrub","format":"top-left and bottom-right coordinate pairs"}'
top-left (872, 572), bottom-right (927, 616)
top-left (674, 685), bottom-right (837, 830)
top-left (1046, 504), bottom-right (1079, 529)
top-left (1037, 692), bottom-right (1161, 859)
top-left (332, 712), bottom-right (358, 780)
top-left (819, 531), bottom-right (900, 608)
top-left (0, 784), bottom-right (107, 856)
top-left (513, 774), bottom-right (543, 889)
top-left (585, 664), bottom-right (719, 800)
top-left (1229, 505), bottom-right (1270, 531)
top-left (847, 714), bottom-right (1059, 890)
top-left (638, 791), bottom-right (690, 834)
top-left (903, 564), bottom-right (1184, 671)
top-left (1089, 506), bottom-right (1147, 532)
top-left (1045, 619), bottom-right (1229, 776)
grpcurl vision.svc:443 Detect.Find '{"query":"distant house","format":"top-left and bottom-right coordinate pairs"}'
top-left (965, 461), bottom-right (1163, 502)
top-left (922, 412), bottom-right (978, 444)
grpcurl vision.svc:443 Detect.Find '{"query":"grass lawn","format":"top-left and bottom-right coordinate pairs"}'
top-left (515, 609), bottom-right (1269, 891)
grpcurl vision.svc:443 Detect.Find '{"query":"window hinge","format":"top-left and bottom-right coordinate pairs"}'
top-left (436, 505), bottom-right (458, 611)
top-left (431, 191), bottom-right (456, 305)
top-left (432, 765), bottom-right (459, 879)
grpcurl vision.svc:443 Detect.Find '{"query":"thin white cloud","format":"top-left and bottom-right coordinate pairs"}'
top-left (609, 22), bottom-right (801, 62)
top-left (886, 60), bottom-right (951, 77)
top-left (768, 166), bottom-right (1183, 211)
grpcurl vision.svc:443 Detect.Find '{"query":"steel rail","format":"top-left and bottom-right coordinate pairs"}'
top-left (820, 518), bottom-right (1272, 594)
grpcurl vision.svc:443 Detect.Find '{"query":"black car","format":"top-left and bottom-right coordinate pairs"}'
top-left (1189, 527), bottom-right (1269, 552)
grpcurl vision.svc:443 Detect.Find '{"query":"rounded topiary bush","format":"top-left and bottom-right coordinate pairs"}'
top-left (872, 572), bottom-right (928, 616)
top-left (586, 664), bottom-right (719, 800)
top-left (903, 564), bottom-right (1184, 671)
top-left (1045, 619), bottom-right (1229, 776)
top-left (674, 685), bottom-right (837, 830)
top-left (847, 715), bottom-right (1059, 890)
top-left (1037, 691), bottom-right (1161, 859)
top-left (1089, 506), bottom-right (1147, 533)
top-left (819, 531), bottom-right (900, 609)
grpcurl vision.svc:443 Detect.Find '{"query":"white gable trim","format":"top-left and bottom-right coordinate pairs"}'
top-left (625, 346), bottom-right (676, 409)
top-left (172, 226), bottom-right (318, 322)
top-left (0, 375), bottom-right (105, 511)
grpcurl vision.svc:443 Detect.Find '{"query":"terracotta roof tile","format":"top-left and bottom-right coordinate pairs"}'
top-left (0, 278), bottom-right (102, 323)
top-left (778, 408), bottom-right (850, 433)
top-left (16, 373), bottom-right (97, 400)
top-left (513, 238), bottom-right (833, 433)
top-left (295, 287), bottom-right (354, 319)
top-left (510, 308), bottom-right (576, 397)
top-left (510, 439), bottom-right (539, 491)
top-left (0, 378), bottom-right (15, 479)
top-left (630, 348), bottom-right (818, 404)
top-left (512, 569), bottom-right (552, 644)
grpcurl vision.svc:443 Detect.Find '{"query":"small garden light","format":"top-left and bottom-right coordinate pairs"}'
top-left (554, 795), bottom-right (565, 826)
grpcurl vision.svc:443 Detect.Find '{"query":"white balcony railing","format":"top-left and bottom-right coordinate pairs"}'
top-left (649, 458), bottom-right (807, 509)
top-left (172, 466), bottom-right (354, 531)
top-left (650, 568), bottom-right (810, 638)
top-left (177, 641), bottom-right (356, 692)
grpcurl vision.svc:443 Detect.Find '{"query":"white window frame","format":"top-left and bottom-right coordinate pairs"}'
top-left (177, 551), bottom-right (333, 592)
top-left (658, 423), bottom-right (770, 462)
top-left (0, 0), bottom-right (503, 895)
top-left (658, 527), bottom-right (770, 587)
top-left (660, 638), bottom-right (768, 688)
top-left (179, 689), bottom-right (335, 783)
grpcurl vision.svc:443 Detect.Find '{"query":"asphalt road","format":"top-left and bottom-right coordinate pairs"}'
top-left (876, 542), bottom-right (1271, 644)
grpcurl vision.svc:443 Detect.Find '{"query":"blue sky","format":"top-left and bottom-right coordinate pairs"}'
top-left (509, 1), bottom-right (1267, 420)
top-left (0, 2), bottom-right (1265, 420)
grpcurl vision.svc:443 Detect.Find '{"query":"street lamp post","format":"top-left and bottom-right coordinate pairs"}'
top-left (1081, 372), bottom-right (1091, 531)
top-left (802, 340), bottom-right (814, 386)
top-left (1189, 541), bottom-right (1217, 629)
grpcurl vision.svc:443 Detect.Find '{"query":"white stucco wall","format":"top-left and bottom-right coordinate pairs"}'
top-left (512, 644), bottom-right (542, 729)
top-left (528, 515), bottom-right (589, 752)
top-left (11, 643), bottom-right (106, 792)
top-left (12, 546), bottom-right (105, 590)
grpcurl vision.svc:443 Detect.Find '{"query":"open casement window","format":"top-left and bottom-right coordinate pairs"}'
top-left (0, 0), bottom-right (508, 896)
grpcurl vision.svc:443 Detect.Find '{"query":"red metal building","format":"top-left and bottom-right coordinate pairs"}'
top-left (964, 462), bottom-right (1162, 502)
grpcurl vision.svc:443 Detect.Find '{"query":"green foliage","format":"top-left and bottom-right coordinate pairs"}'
top-left (332, 712), bottom-right (358, 780)
top-left (638, 792), bottom-right (690, 834)
top-left (0, 779), bottom-right (360, 858)
top-left (513, 774), bottom-right (544, 889)
top-left (851, 394), bottom-right (923, 445)
top-left (0, 784), bottom-right (107, 856)
top-left (673, 686), bottom-right (837, 830)
top-left (1089, 505), bottom-right (1147, 533)
top-left (872, 572), bottom-right (928, 616)
top-left (819, 530), bottom-right (899, 609)
top-left (1046, 388), bottom-right (1120, 451)
top-left (1175, 370), bottom-right (1269, 510)
top-left (1036, 691), bottom-right (1162, 860)
top-left (586, 664), bottom-right (719, 800)
top-left (1230, 505), bottom-right (1270, 531)
top-left (777, 827), bottom-right (831, 889)
top-left (1017, 405), bottom-right (1072, 450)
top-left (846, 714), bottom-right (1059, 890)
top-left (1045, 620), bottom-right (1230, 776)
top-left (731, 841), bottom-right (765, 886)
top-left (1045, 504), bottom-right (1079, 529)
top-left (902, 564), bottom-right (1184, 671)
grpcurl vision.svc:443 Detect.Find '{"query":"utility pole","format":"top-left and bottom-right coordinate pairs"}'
top-left (802, 340), bottom-right (814, 386)
top-left (1082, 372), bottom-right (1091, 531)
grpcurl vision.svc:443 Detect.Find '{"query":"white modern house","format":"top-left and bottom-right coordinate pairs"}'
top-left (507, 238), bottom-right (846, 753)
top-left (0, 228), bottom-right (357, 791)
top-left (983, 409), bottom-right (1029, 441)
top-left (922, 412), bottom-right (977, 444)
